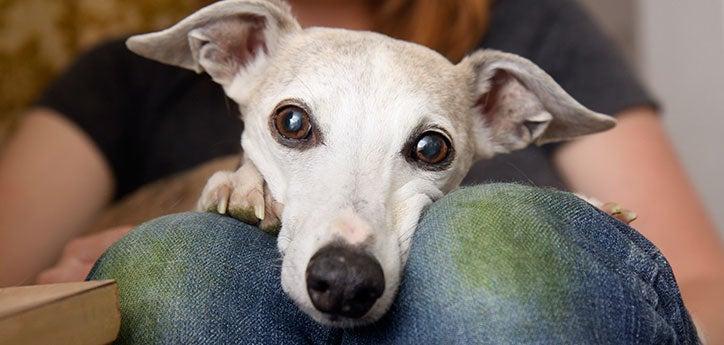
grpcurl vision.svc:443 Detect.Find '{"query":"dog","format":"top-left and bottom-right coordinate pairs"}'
top-left (126, 0), bottom-right (617, 327)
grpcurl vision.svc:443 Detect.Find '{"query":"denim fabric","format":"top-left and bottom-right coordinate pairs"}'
top-left (88, 183), bottom-right (699, 344)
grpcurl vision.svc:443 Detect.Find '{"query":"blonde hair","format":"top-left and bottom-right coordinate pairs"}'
top-left (372, 0), bottom-right (492, 62)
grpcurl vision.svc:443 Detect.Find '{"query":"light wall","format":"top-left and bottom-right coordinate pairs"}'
top-left (637, 0), bottom-right (724, 235)
top-left (578, 0), bottom-right (724, 235)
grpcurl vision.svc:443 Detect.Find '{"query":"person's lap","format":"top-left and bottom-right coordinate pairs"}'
top-left (88, 183), bottom-right (699, 344)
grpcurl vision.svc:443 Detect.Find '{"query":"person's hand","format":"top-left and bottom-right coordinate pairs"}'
top-left (36, 225), bottom-right (133, 284)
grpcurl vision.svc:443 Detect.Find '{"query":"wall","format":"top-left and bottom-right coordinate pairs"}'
top-left (578, 0), bottom-right (724, 235)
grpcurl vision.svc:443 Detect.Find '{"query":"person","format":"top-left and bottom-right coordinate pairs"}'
top-left (0, 0), bottom-right (722, 342)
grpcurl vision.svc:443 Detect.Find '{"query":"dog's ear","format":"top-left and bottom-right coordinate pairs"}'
top-left (459, 50), bottom-right (615, 158)
top-left (126, 0), bottom-right (300, 86)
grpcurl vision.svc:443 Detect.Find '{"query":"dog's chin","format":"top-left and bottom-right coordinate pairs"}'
top-left (281, 268), bottom-right (393, 328)
top-left (299, 301), bottom-right (390, 328)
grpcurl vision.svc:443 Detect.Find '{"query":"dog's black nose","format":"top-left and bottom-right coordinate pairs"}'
top-left (306, 245), bottom-right (385, 318)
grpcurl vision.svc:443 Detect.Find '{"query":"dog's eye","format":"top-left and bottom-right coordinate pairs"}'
top-left (274, 105), bottom-right (312, 140)
top-left (413, 132), bottom-right (451, 165)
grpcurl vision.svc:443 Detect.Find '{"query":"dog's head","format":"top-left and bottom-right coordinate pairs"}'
top-left (128, 0), bottom-right (614, 327)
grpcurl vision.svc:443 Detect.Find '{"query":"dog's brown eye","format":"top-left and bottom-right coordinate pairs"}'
top-left (274, 105), bottom-right (312, 140)
top-left (413, 132), bottom-right (450, 165)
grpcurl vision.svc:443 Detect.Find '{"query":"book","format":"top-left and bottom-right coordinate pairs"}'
top-left (0, 280), bottom-right (120, 345)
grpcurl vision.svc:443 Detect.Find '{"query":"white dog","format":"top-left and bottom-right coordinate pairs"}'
top-left (127, 0), bottom-right (615, 327)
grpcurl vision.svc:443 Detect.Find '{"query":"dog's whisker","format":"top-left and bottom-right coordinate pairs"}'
top-left (290, 70), bottom-right (315, 101)
top-left (505, 162), bottom-right (538, 187)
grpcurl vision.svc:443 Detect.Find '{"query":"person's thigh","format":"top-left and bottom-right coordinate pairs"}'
top-left (345, 183), bottom-right (699, 344)
top-left (87, 212), bottom-right (335, 345)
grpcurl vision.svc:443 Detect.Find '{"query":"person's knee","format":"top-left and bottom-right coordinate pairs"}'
top-left (410, 183), bottom-right (583, 283)
top-left (416, 183), bottom-right (585, 245)
top-left (87, 212), bottom-right (276, 281)
top-left (86, 213), bottom-right (296, 344)
top-left (409, 183), bottom-right (615, 291)
top-left (387, 184), bottom-right (692, 343)
top-left (428, 182), bottom-right (585, 217)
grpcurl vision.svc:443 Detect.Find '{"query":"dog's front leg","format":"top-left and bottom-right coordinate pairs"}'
top-left (197, 155), bottom-right (283, 233)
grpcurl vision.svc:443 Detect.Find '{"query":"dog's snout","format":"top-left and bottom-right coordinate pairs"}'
top-left (306, 245), bottom-right (384, 319)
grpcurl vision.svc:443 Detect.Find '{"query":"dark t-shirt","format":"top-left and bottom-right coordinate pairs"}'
top-left (36, 0), bottom-right (656, 200)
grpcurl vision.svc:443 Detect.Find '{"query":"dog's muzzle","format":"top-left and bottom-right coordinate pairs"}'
top-left (305, 244), bottom-right (385, 319)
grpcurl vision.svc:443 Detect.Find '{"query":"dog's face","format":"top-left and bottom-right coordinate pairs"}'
top-left (128, 0), bottom-right (614, 327)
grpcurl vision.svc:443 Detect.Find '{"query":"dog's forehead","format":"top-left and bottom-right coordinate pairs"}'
top-left (263, 28), bottom-right (467, 118)
top-left (284, 28), bottom-right (454, 78)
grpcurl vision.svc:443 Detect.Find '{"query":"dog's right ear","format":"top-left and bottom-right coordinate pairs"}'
top-left (126, 0), bottom-right (300, 87)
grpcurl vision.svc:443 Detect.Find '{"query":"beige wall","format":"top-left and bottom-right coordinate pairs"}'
top-left (578, 0), bottom-right (724, 235)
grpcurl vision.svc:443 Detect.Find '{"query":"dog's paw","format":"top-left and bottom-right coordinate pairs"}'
top-left (197, 169), bottom-right (264, 222)
top-left (197, 162), bottom-right (283, 233)
top-left (600, 202), bottom-right (638, 225)
top-left (574, 193), bottom-right (637, 225)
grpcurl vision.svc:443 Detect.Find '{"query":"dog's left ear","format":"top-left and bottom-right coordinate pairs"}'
top-left (459, 50), bottom-right (616, 158)
top-left (126, 0), bottom-right (300, 87)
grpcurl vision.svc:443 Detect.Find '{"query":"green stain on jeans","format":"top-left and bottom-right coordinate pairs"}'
top-left (449, 185), bottom-right (574, 319)
top-left (92, 227), bottom-right (196, 344)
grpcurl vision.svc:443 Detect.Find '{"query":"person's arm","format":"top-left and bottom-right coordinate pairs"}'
top-left (554, 107), bottom-right (724, 342)
top-left (0, 109), bottom-right (114, 286)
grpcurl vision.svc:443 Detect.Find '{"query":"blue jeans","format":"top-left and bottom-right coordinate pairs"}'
top-left (88, 184), bottom-right (699, 344)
